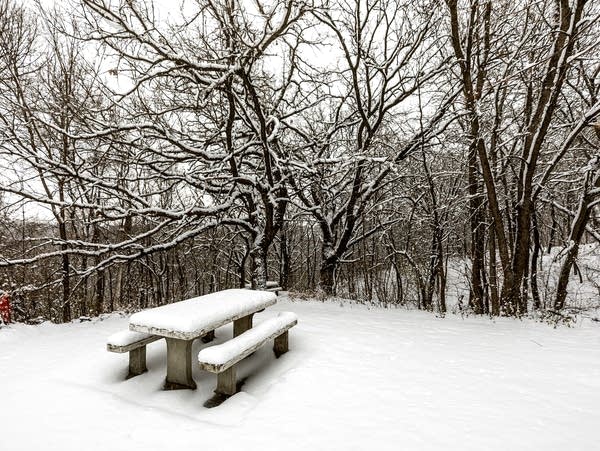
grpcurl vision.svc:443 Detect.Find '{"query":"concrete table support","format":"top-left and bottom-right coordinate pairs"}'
top-left (201, 330), bottom-right (215, 343)
top-left (233, 313), bottom-right (254, 337)
top-left (164, 338), bottom-right (197, 390)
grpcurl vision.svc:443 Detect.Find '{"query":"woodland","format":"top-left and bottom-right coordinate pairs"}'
top-left (0, 0), bottom-right (599, 323)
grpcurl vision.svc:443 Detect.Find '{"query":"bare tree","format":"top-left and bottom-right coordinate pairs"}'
top-left (286, 0), bottom-right (455, 294)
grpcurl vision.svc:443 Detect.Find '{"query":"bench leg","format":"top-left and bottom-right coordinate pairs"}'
top-left (127, 346), bottom-right (147, 379)
top-left (201, 330), bottom-right (215, 343)
top-left (274, 331), bottom-right (289, 358)
top-left (215, 365), bottom-right (237, 396)
top-left (164, 337), bottom-right (197, 390)
top-left (233, 313), bottom-right (254, 337)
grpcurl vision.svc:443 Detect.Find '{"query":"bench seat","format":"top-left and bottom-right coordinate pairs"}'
top-left (198, 312), bottom-right (297, 395)
top-left (107, 330), bottom-right (161, 353)
top-left (107, 330), bottom-right (161, 379)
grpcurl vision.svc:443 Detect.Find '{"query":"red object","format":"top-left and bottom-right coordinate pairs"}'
top-left (0, 294), bottom-right (11, 324)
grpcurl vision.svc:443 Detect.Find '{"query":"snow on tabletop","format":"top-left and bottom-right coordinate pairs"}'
top-left (198, 311), bottom-right (297, 366)
top-left (107, 330), bottom-right (153, 347)
top-left (129, 289), bottom-right (277, 337)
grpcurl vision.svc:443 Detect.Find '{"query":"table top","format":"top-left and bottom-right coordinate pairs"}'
top-left (129, 289), bottom-right (277, 340)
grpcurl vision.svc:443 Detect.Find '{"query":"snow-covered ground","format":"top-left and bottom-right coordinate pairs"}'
top-left (1, 297), bottom-right (599, 451)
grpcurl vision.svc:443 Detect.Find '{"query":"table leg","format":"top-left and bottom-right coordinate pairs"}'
top-left (233, 313), bottom-right (254, 337)
top-left (201, 330), bottom-right (215, 343)
top-left (164, 337), bottom-right (197, 390)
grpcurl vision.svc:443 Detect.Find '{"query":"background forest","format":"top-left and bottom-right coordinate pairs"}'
top-left (0, 0), bottom-right (599, 323)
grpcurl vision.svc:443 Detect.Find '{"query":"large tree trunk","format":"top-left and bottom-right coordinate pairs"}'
top-left (250, 245), bottom-right (268, 290)
top-left (90, 221), bottom-right (105, 315)
top-left (436, 236), bottom-right (447, 314)
top-left (94, 269), bottom-right (105, 316)
top-left (488, 228), bottom-right (500, 316)
top-left (530, 212), bottom-right (542, 310)
top-left (319, 249), bottom-right (338, 296)
top-left (59, 207), bottom-right (71, 323)
top-left (238, 248), bottom-right (249, 288)
top-left (113, 215), bottom-right (132, 310)
top-left (468, 162), bottom-right (486, 314)
top-left (425, 233), bottom-right (438, 312)
top-left (60, 246), bottom-right (71, 322)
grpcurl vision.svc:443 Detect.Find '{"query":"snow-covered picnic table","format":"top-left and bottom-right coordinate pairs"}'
top-left (128, 288), bottom-right (277, 389)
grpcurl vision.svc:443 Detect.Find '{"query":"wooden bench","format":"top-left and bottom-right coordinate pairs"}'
top-left (198, 312), bottom-right (297, 396)
top-left (107, 330), bottom-right (161, 379)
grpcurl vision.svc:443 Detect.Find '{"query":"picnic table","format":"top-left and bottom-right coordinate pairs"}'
top-left (128, 288), bottom-right (277, 390)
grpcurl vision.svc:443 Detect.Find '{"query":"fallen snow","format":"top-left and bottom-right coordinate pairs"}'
top-left (1, 297), bottom-right (599, 451)
top-left (198, 312), bottom-right (297, 368)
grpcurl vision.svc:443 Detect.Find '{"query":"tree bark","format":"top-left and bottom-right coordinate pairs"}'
top-left (279, 229), bottom-right (290, 290)
top-left (250, 245), bottom-right (268, 290)
top-left (530, 212), bottom-right (542, 310)
top-left (319, 252), bottom-right (337, 296)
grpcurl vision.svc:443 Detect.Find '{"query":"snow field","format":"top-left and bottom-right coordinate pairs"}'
top-left (0, 297), bottom-right (599, 451)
